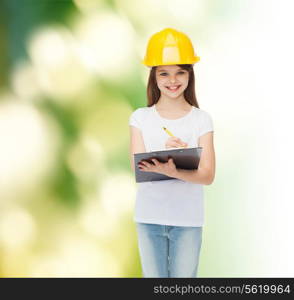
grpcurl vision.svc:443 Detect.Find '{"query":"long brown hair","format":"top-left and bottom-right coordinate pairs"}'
top-left (146, 64), bottom-right (199, 108)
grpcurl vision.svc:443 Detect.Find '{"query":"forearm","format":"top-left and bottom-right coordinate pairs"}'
top-left (172, 167), bottom-right (213, 185)
top-left (130, 154), bottom-right (135, 172)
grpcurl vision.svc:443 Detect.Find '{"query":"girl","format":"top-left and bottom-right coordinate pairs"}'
top-left (129, 28), bottom-right (215, 278)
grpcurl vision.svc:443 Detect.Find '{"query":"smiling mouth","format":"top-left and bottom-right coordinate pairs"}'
top-left (166, 85), bottom-right (181, 92)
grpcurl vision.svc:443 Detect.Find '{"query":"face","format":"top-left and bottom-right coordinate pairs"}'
top-left (155, 65), bottom-right (189, 98)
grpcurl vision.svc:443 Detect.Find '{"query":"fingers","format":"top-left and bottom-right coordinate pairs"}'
top-left (138, 158), bottom-right (175, 176)
top-left (170, 137), bottom-right (186, 145)
top-left (139, 161), bottom-right (149, 167)
top-left (138, 160), bottom-right (154, 171)
top-left (174, 138), bottom-right (188, 147)
top-left (138, 158), bottom-right (161, 170)
top-left (165, 136), bottom-right (188, 148)
top-left (138, 161), bottom-right (147, 171)
top-left (168, 158), bottom-right (175, 165)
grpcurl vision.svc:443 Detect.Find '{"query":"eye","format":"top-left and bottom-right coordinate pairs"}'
top-left (159, 71), bottom-right (186, 76)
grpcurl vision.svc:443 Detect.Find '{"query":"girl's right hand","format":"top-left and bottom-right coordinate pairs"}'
top-left (165, 137), bottom-right (188, 149)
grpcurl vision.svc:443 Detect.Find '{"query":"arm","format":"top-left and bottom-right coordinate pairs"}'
top-left (129, 125), bottom-right (146, 172)
top-left (172, 131), bottom-right (215, 185)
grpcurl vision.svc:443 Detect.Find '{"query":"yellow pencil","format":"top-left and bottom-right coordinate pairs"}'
top-left (163, 127), bottom-right (188, 148)
top-left (163, 127), bottom-right (174, 137)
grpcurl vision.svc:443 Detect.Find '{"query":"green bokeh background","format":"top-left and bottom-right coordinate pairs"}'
top-left (1, 0), bottom-right (293, 277)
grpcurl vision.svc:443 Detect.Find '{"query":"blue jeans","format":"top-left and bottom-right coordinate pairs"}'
top-left (136, 222), bottom-right (202, 278)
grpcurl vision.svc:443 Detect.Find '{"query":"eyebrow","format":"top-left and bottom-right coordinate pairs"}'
top-left (157, 68), bottom-right (185, 72)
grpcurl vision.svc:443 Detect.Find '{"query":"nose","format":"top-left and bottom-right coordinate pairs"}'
top-left (169, 75), bottom-right (177, 83)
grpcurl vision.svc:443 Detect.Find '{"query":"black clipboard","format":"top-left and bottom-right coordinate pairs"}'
top-left (134, 147), bottom-right (202, 183)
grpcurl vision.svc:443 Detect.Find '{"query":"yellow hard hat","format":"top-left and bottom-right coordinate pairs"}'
top-left (142, 28), bottom-right (200, 67)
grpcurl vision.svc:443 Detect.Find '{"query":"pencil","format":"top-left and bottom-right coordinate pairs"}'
top-left (163, 127), bottom-right (188, 148)
top-left (163, 127), bottom-right (174, 137)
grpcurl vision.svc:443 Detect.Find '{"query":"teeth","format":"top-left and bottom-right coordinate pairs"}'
top-left (167, 85), bottom-right (180, 90)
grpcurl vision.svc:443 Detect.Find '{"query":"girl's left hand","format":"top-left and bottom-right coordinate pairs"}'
top-left (138, 158), bottom-right (177, 178)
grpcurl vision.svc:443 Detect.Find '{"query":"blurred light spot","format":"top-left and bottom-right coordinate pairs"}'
top-left (115, 0), bottom-right (170, 32)
top-left (30, 237), bottom-right (122, 276)
top-left (0, 207), bottom-right (36, 250)
top-left (83, 100), bottom-right (133, 154)
top-left (79, 199), bottom-right (118, 238)
top-left (60, 237), bottom-right (121, 276)
top-left (0, 99), bottom-right (60, 200)
top-left (139, 65), bottom-right (151, 86)
top-left (73, 11), bottom-right (135, 80)
top-left (66, 134), bottom-right (106, 180)
top-left (73, 0), bottom-right (104, 13)
top-left (29, 255), bottom-right (62, 277)
top-left (12, 62), bottom-right (42, 102)
top-left (166, 0), bottom-right (206, 24)
top-left (100, 172), bottom-right (136, 218)
top-left (29, 27), bottom-right (69, 68)
top-left (28, 26), bottom-right (91, 100)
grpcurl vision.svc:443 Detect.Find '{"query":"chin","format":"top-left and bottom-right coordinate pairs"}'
top-left (162, 91), bottom-right (184, 98)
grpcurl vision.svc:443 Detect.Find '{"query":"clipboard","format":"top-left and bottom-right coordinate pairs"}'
top-left (134, 147), bottom-right (202, 183)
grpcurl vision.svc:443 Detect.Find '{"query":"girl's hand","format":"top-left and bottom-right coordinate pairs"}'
top-left (138, 158), bottom-right (177, 178)
top-left (165, 136), bottom-right (188, 149)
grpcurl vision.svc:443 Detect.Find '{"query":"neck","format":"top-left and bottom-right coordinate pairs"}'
top-left (155, 95), bottom-right (190, 110)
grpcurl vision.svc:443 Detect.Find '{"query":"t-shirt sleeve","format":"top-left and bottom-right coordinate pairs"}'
top-left (199, 111), bottom-right (214, 136)
top-left (129, 108), bottom-right (142, 130)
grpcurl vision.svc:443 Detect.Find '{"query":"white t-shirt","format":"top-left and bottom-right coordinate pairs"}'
top-left (129, 104), bottom-right (214, 227)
